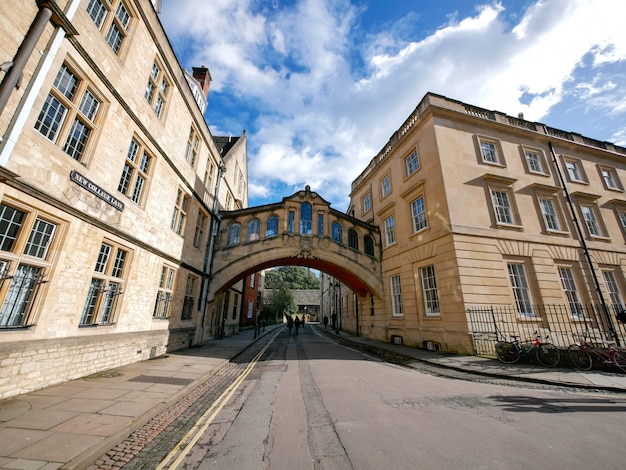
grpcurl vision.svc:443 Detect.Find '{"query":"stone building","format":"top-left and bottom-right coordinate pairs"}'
top-left (0, 0), bottom-right (246, 398)
top-left (346, 92), bottom-right (626, 354)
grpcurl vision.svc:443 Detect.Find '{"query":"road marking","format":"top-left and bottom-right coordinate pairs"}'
top-left (156, 328), bottom-right (282, 470)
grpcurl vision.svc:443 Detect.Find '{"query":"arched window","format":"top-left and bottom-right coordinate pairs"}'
top-left (226, 223), bottom-right (241, 245)
top-left (364, 235), bottom-right (375, 256)
top-left (247, 219), bottom-right (260, 241)
top-left (266, 215), bottom-right (279, 238)
top-left (332, 221), bottom-right (343, 243)
top-left (348, 229), bottom-right (359, 250)
top-left (300, 202), bottom-right (312, 235)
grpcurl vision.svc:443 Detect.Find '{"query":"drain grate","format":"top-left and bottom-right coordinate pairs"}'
top-left (129, 375), bottom-right (194, 386)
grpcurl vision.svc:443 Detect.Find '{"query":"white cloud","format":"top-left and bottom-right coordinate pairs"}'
top-left (161, 0), bottom-right (626, 210)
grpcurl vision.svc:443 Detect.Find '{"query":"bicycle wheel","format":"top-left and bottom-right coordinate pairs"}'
top-left (612, 349), bottom-right (626, 373)
top-left (536, 343), bottom-right (560, 367)
top-left (568, 344), bottom-right (593, 371)
top-left (495, 342), bottom-right (520, 364)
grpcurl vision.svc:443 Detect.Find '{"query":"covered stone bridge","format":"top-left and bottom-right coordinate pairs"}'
top-left (209, 186), bottom-right (383, 301)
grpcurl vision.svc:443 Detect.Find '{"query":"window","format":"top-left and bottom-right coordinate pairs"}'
top-left (384, 215), bottom-right (396, 245)
top-left (80, 242), bottom-right (128, 326)
top-left (288, 211), bottom-right (295, 234)
top-left (524, 149), bottom-right (546, 174)
top-left (348, 229), bottom-right (359, 250)
top-left (507, 262), bottom-right (534, 316)
top-left (479, 139), bottom-right (501, 165)
top-left (332, 221), bottom-right (343, 243)
top-left (118, 137), bottom-right (152, 204)
top-left (226, 223), bottom-right (241, 245)
top-left (87, 0), bottom-right (132, 55)
top-left (204, 161), bottom-right (215, 191)
top-left (185, 127), bottom-right (200, 168)
top-left (247, 219), bottom-right (260, 241)
top-left (170, 189), bottom-right (189, 235)
top-left (181, 275), bottom-right (197, 320)
top-left (231, 292), bottom-right (239, 319)
top-left (390, 274), bottom-right (403, 317)
top-left (599, 166), bottom-right (621, 191)
top-left (225, 192), bottom-right (232, 210)
top-left (153, 265), bottom-right (175, 319)
top-left (249, 273), bottom-right (256, 289)
top-left (558, 267), bottom-right (584, 319)
top-left (563, 158), bottom-right (586, 183)
top-left (420, 265), bottom-right (440, 316)
top-left (491, 190), bottom-right (515, 225)
top-left (603, 270), bottom-right (624, 309)
top-left (35, 64), bottom-right (102, 162)
top-left (617, 211), bottom-right (626, 234)
top-left (266, 215), bottom-right (279, 238)
top-left (317, 214), bottom-right (324, 236)
top-left (381, 175), bottom-right (392, 198)
top-left (193, 210), bottom-right (208, 249)
top-left (247, 300), bottom-right (254, 318)
top-left (580, 204), bottom-right (603, 237)
top-left (300, 202), bottom-right (312, 235)
top-left (370, 295), bottom-right (375, 316)
top-left (406, 150), bottom-right (419, 176)
top-left (362, 194), bottom-right (371, 213)
top-left (538, 197), bottom-right (561, 231)
top-left (411, 196), bottom-right (427, 232)
top-left (364, 235), bottom-right (375, 256)
top-left (0, 203), bottom-right (58, 327)
top-left (145, 59), bottom-right (170, 118)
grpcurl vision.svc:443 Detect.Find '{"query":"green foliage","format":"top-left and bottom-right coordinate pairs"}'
top-left (264, 266), bottom-right (320, 289)
top-left (263, 281), bottom-right (298, 320)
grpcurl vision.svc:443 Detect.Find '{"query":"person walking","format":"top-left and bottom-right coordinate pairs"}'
top-left (287, 315), bottom-right (293, 335)
top-left (294, 316), bottom-right (300, 335)
top-left (323, 315), bottom-right (328, 330)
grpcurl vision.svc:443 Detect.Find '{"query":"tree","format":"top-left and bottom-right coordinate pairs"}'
top-left (264, 281), bottom-right (298, 320)
top-left (265, 266), bottom-right (320, 289)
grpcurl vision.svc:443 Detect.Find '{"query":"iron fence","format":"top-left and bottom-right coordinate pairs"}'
top-left (467, 304), bottom-right (626, 358)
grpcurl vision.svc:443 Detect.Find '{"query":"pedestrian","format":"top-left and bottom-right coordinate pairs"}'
top-left (294, 316), bottom-right (300, 335)
top-left (331, 313), bottom-right (337, 331)
top-left (287, 315), bottom-right (293, 335)
top-left (301, 315), bottom-right (305, 329)
top-left (323, 315), bottom-right (328, 330)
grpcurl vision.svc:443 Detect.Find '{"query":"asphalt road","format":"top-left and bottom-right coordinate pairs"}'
top-left (137, 325), bottom-right (626, 469)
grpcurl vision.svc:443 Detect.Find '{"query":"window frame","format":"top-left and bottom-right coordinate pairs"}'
top-left (405, 150), bottom-right (420, 176)
top-left (170, 188), bottom-right (189, 236)
top-left (562, 156), bottom-right (588, 184)
top-left (420, 264), bottom-right (440, 317)
top-left (181, 274), bottom-right (197, 320)
top-left (362, 193), bottom-right (371, 214)
top-left (266, 215), bottom-right (279, 238)
top-left (79, 241), bottom-right (129, 326)
top-left (410, 195), bottom-right (428, 233)
top-left (380, 174), bottom-right (392, 199)
top-left (184, 126), bottom-right (201, 169)
top-left (153, 264), bottom-right (175, 319)
top-left (86, 0), bottom-right (133, 56)
top-left (558, 265), bottom-right (585, 319)
top-left (390, 274), bottom-right (403, 317)
top-left (247, 219), bottom-right (260, 242)
top-left (145, 58), bottom-right (170, 119)
top-left (384, 214), bottom-right (396, 246)
top-left (0, 202), bottom-right (61, 328)
top-left (226, 223), bottom-right (241, 246)
top-left (35, 63), bottom-right (104, 163)
top-left (598, 165), bottom-right (623, 192)
top-left (117, 136), bottom-right (153, 205)
top-left (522, 147), bottom-right (549, 175)
top-left (602, 268), bottom-right (625, 310)
top-left (477, 136), bottom-right (505, 166)
top-left (193, 209), bottom-right (208, 249)
top-left (507, 261), bottom-right (535, 317)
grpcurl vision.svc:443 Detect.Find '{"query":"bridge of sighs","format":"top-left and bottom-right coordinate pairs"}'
top-left (208, 186), bottom-right (383, 302)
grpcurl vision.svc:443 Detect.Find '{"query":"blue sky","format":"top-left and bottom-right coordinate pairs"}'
top-left (160, 0), bottom-right (626, 211)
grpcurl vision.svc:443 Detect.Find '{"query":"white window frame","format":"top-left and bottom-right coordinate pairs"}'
top-left (117, 137), bottom-right (153, 205)
top-left (478, 137), bottom-right (504, 166)
top-left (558, 266), bottom-right (585, 319)
top-left (538, 196), bottom-right (562, 232)
top-left (599, 166), bottom-right (622, 191)
top-left (523, 148), bottom-right (548, 175)
top-left (507, 262), bottom-right (535, 317)
top-left (381, 175), bottom-right (392, 199)
top-left (411, 196), bottom-right (427, 233)
top-left (563, 157), bottom-right (587, 183)
top-left (405, 150), bottom-right (419, 176)
top-left (420, 265), bottom-right (440, 317)
top-left (390, 274), bottom-right (403, 317)
top-left (153, 265), bottom-right (175, 319)
top-left (491, 189), bottom-right (516, 225)
top-left (602, 269), bottom-right (625, 309)
top-left (384, 215), bottom-right (396, 246)
top-left (362, 193), bottom-right (371, 214)
top-left (579, 203), bottom-right (604, 237)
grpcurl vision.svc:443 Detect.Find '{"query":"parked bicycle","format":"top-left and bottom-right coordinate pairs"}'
top-left (568, 331), bottom-right (626, 372)
top-left (495, 331), bottom-right (561, 367)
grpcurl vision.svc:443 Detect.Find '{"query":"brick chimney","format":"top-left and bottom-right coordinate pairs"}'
top-left (192, 66), bottom-right (211, 99)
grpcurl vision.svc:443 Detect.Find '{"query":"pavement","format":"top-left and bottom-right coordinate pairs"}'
top-left (1, 323), bottom-right (625, 470)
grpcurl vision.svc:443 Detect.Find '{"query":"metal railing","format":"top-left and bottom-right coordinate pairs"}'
top-left (467, 304), bottom-right (626, 358)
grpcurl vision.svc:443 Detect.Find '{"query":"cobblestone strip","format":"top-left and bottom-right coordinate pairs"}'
top-left (88, 332), bottom-right (279, 470)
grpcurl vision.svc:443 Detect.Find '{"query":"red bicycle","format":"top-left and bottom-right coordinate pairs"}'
top-left (568, 332), bottom-right (626, 372)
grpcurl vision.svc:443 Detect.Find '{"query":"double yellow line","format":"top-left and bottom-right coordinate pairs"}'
top-left (156, 328), bottom-right (282, 469)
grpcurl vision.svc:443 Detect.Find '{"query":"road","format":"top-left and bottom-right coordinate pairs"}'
top-left (119, 325), bottom-right (626, 469)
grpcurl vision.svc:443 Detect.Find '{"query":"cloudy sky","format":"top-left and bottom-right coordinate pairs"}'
top-left (160, 0), bottom-right (626, 211)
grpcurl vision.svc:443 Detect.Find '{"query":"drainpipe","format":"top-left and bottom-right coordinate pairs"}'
top-left (198, 161), bottom-right (226, 343)
top-left (0, 0), bottom-right (80, 164)
top-left (549, 142), bottom-right (618, 344)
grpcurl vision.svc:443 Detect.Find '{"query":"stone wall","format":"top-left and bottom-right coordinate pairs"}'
top-left (0, 330), bottom-right (169, 399)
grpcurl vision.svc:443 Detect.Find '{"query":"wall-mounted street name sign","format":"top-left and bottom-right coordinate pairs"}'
top-left (70, 170), bottom-right (124, 211)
